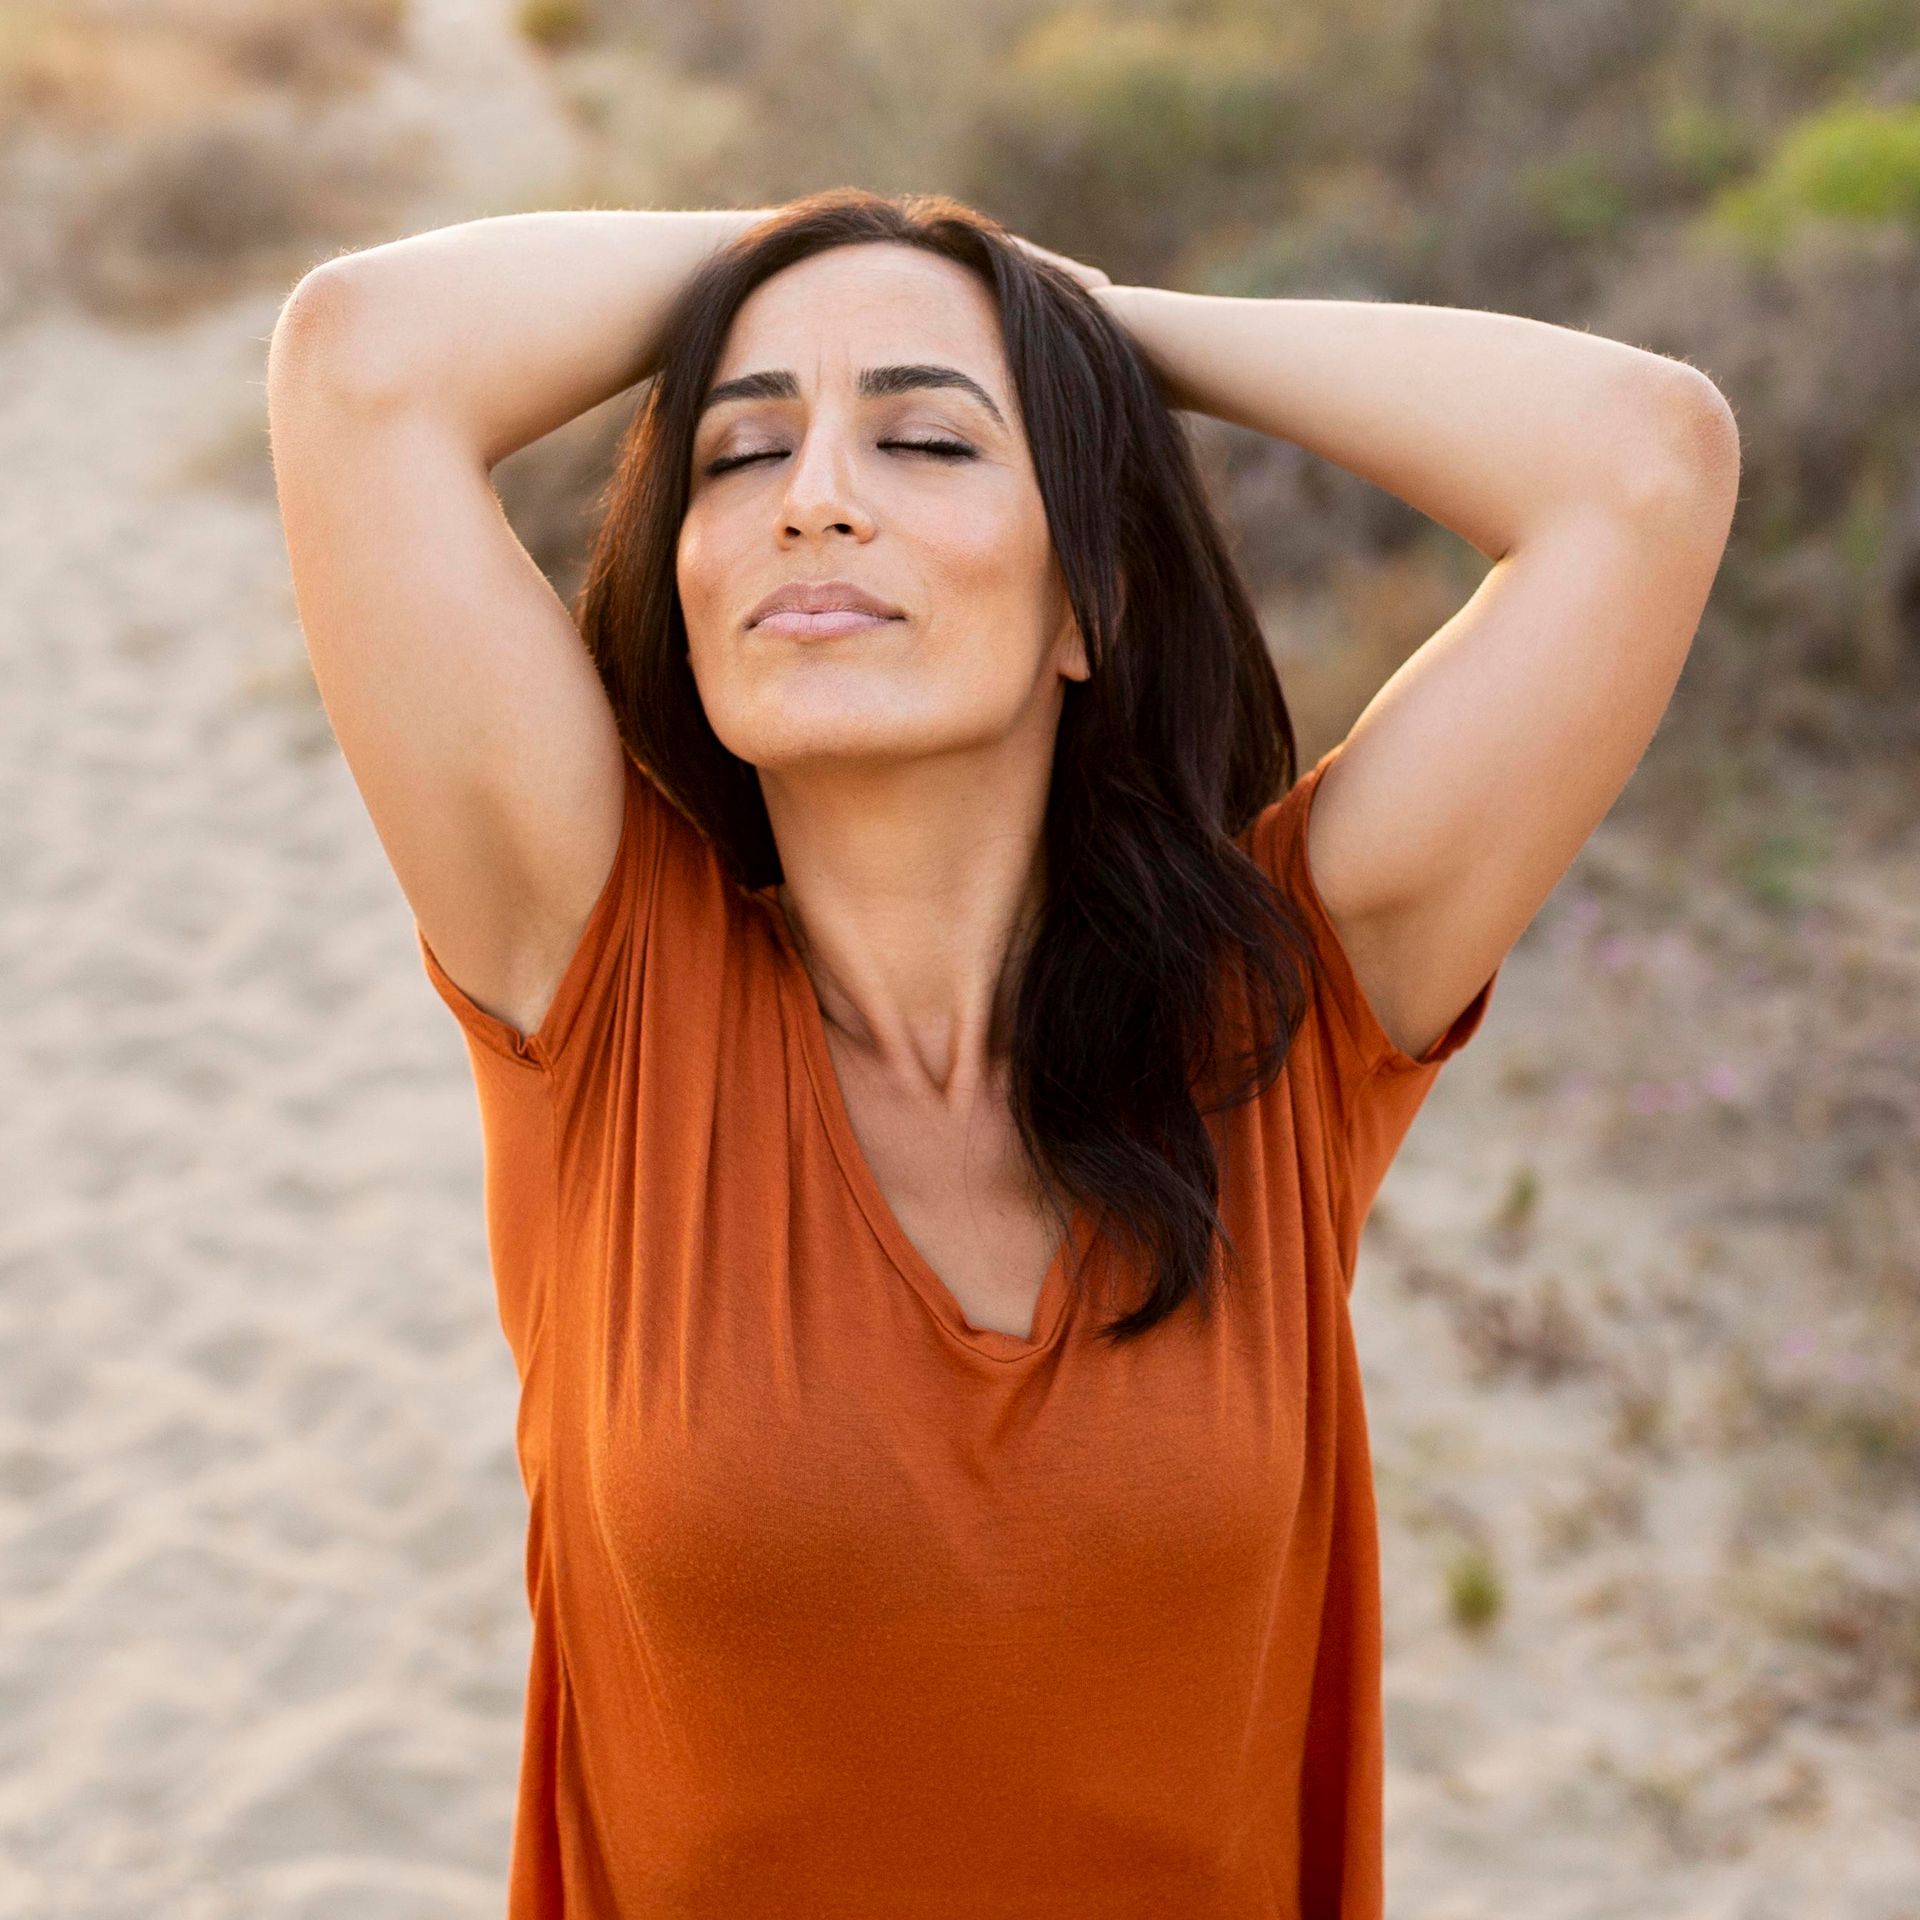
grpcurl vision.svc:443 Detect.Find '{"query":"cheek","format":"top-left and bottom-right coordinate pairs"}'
top-left (940, 514), bottom-right (1067, 685)
top-left (675, 511), bottom-right (726, 629)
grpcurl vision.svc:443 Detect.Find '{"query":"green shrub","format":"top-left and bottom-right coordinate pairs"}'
top-left (1656, 101), bottom-right (1756, 193)
top-left (1710, 102), bottom-right (1920, 258)
top-left (1518, 150), bottom-right (1632, 243)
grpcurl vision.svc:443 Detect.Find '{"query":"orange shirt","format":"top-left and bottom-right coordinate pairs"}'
top-left (418, 740), bottom-right (1498, 1918)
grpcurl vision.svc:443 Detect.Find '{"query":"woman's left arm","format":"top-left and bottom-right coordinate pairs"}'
top-left (1095, 284), bottom-right (1742, 1061)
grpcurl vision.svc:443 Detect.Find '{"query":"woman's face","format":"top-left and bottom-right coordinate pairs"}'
top-left (676, 242), bottom-right (1088, 777)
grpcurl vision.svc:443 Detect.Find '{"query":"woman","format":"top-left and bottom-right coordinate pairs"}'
top-left (266, 189), bottom-right (1739, 1916)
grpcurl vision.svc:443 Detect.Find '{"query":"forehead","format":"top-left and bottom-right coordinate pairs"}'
top-left (711, 243), bottom-right (1008, 393)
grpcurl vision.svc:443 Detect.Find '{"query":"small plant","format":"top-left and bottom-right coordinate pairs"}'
top-left (1733, 0), bottom-right (1920, 84)
top-left (63, 104), bottom-right (425, 321)
top-left (1723, 806), bottom-right (1828, 915)
top-left (1607, 1344), bottom-right (1672, 1453)
top-left (1811, 1390), bottom-right (1920, 1492)
top-left (1451, 1273), bottom-right (1594, 1387)
top-left (1534, 1468), bottom-right (1645, 1562)
top-left (517, 0), bottom-right (593, 53)
top-left (1490, 1161), bottom-right (1541, 1245)
top-left (1622, 1762), bottom-right (1702, 1855)
top-left (1754, 1558), bottom-right (1920, 1717)
top-left (968, 4), bottom-right (1307, 267)
top-left (1444, 1541), bottom-right (1504, 1634)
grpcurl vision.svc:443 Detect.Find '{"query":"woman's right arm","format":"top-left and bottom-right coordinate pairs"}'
top-left (265, 209), bottom-right (770, 1044)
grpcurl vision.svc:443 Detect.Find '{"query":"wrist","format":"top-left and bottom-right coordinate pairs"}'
top-left (1091, 285), bottom-right (1192, 412)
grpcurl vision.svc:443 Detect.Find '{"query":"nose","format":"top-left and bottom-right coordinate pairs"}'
top-left (776, 419), bottom-right (876, 543)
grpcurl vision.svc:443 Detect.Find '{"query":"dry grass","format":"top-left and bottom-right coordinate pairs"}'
top-left (1728, 1555), bottom-right (1920, 1724)
top-left (1, 0), bottom-right (420, 321)
top-left (59, 104), bottom-right (430, 323)
top-left (1402, 1262), bottom-right (1599, 1388)
top-left (1707, 1338), bottom-right (1920, 1497)
top-left (1606, 1341), bottom-right (1675, 1455)
top-left (0, 0), bottom-right (407, 141)
top-left (1533, 1465), bottom-right (1647, 1564)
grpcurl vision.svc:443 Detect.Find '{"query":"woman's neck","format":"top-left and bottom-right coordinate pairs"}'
top-left (760, 743), bottom-right (1050, 1105)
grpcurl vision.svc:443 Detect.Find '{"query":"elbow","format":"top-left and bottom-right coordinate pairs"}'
top-left (267, 260), bottom-right (405, 413)
top-left (1609, 363), bottom-right (1743, 525)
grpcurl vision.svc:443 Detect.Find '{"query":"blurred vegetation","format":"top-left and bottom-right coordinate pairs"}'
top-left (499, 0), bottom-right (1920, 767)
top-left (1712, 101), bottom-right (1920, 256)
top-left (1444, 1538), bottom-right (1506, 1633)
top-left (0, 0), bottom-right (422, 322)
top-left (4, 0), bottom-right (1915, 750)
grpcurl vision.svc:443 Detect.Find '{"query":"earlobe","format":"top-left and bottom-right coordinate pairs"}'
top-left (1059, 619), bottom-right (1092, 682)
top-left (1062, 575), bottom-right (1122, 680)
top-left (1049, 561), bottom-right (1122, 683)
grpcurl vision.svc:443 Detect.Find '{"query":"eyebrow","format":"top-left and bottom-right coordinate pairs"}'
top-left (697, 363), bottom-right (1009, 431)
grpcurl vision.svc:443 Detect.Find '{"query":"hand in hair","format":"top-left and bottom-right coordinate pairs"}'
top-left (1006, 232), bottom-right (1112, 293)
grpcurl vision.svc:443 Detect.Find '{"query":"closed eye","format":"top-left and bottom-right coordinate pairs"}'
top-left (702, 438), bottom-right (977, 477)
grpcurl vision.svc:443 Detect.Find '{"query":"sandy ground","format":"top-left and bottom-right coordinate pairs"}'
top-left (2, 3), bottom-right (1915, 1916)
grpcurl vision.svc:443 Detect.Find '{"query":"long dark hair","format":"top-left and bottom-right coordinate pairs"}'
top-left (576, 187), bottom-right (1317, 1344)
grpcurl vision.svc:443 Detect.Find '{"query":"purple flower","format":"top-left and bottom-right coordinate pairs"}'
top-left (1703, 1063), bottom-right (1743, 1101)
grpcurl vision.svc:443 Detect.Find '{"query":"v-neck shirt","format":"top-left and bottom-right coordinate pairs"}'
top-left (417, 740), bottom-right (1499, 1918)
top-left (773, 904), bottom-right (1095, 1359)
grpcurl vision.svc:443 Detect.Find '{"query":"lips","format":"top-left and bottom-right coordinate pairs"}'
top-left (747, 579), bottom-right (906, 627)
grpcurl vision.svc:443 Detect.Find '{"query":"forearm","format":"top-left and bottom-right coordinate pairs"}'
top-left (276, 208), bottom-right (775, 468)
top-left (1093, 285), bottom-right (1732, 559)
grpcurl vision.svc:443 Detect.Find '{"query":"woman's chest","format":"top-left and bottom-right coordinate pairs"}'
top-left (824, 1035), bottom-right (1068, 1343)
top-left (580, 1291), bottom-right (1317, 1670)
top-left (548, 949), bottom-right (1341, 1623)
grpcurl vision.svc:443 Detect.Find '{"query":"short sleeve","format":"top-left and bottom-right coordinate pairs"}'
top-left (1245, 740), bottom-right (1501, 1253)
top-left (416, 752), bottom-right (670, 1074)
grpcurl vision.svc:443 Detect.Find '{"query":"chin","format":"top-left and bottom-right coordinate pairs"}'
top-left (707, 676), bottom-right (1011, 775)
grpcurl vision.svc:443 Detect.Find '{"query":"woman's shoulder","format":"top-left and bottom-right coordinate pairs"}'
top-left (419, 753), bottom-right (769, 1075)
